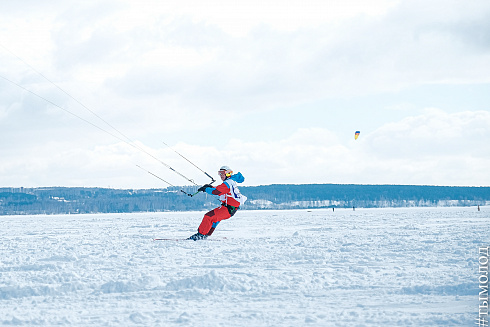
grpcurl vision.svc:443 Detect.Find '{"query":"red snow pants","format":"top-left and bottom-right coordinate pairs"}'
top-left (198, 205), bottom-right (233, 235)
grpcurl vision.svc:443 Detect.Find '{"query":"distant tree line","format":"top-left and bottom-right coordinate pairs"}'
top-left (0, 184), bottom-right (489, 215)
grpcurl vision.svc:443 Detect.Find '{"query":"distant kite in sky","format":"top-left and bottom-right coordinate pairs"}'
top-left (355, 131), bottom-right (360, 140)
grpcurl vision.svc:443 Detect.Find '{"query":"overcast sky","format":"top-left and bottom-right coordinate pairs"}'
top-left (1, 0), bottom-right (489, 189)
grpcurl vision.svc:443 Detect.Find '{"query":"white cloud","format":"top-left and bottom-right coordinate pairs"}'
top-left (213, 110), bottom-right (490, 187)
top-left (366, 109), bottom-right (490, 159)
top-left (0, 108), bottom-right (488, 188)
top-left (355, 109), bottom-right (490, 185)
top-left (4, 0), bottom-right (490, 117)
top-left (87, 0), bottom-right (490, 116)
top-left (1, 1), bottom-right (490, 188)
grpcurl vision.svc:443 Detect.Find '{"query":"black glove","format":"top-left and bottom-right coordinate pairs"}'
top-left (198, 184), bottom-right (212, 192)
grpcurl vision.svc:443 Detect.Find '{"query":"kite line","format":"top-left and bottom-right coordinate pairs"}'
top-left (0, 44), bottom-right (214, 194)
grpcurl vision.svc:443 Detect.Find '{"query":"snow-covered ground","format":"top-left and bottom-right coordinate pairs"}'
top-left (0, 207), bottom-right (488, 326)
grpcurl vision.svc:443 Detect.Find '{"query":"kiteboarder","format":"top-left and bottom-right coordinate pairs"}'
top-left (188, 166), bottom-right (247, 240)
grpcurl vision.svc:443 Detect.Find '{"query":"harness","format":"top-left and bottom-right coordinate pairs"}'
top-left (222, 203), bottom-right (238, 216)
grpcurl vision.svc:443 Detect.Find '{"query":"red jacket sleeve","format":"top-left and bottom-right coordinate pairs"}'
top-left (211, 182), bottom-right (230, 196)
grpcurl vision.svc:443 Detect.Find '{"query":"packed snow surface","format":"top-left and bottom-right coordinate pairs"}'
top-left (0, 207), bottom-right (488, 326)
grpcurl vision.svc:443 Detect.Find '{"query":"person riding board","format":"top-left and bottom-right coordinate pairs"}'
top-left (188, 166), bottom-right (247, 240)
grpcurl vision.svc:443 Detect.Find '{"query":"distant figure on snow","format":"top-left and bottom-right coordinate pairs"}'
top-left (188, 166), bottom-right (247, 240)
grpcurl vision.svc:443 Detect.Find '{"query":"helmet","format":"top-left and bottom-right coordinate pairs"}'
top-left (219, 166), bottom-right (233, 177)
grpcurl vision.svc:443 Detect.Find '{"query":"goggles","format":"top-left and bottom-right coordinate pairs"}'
top-left (218, 170), bottom-right (232, 177)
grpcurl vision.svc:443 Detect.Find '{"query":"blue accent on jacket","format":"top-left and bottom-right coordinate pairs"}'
top-left (230, 172), bottom-right (244, 183)
top-left (205, 187), bottom-right (216, 195)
